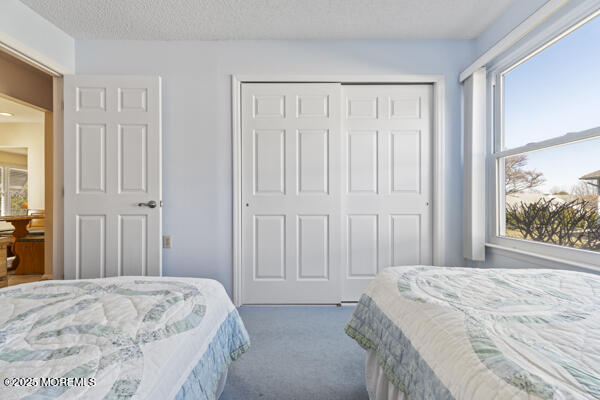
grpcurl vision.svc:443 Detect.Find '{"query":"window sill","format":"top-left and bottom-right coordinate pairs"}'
top-left (485, 242), bottom-right (600, 274)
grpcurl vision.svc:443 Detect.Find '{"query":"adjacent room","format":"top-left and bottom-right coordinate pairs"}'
top-left (0, 0), bottom-right (598, 399)
top-left (0, 57), bottom-right (52, 286)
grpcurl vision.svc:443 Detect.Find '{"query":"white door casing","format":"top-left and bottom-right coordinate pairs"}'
top-left (241, 83), bottom-right (342, 303)
top-left (64, 76), bottom-right (162, 279)
top-left (341, 85), bottom-right (433, 300)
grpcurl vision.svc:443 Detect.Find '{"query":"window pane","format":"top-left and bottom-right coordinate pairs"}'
top-left (9, 189), bottom-right (27, 214)
top-left (7, 168), bottom-right (27, 214)
top-left (503, 15), bottom-right (600, 149)
top-left (8, 168), bottom-right (27, 188)
top-left (501, 138), bottom-right (600, 252)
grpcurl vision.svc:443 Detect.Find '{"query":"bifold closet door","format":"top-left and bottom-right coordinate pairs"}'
top-left (241, 83), bottom-right (342, 304)
top-left (341, 85), bottom-right (433, 301)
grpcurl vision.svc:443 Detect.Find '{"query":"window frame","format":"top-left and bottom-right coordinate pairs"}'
top-left (486, 5), bottom-right (600, 269)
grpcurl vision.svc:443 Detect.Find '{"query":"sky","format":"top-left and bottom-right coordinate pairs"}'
top-left (504, 14), bottom-right (600, 194)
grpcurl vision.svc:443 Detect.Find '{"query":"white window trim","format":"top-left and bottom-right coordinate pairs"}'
top-left (486, 2), bottom-right (600, 272)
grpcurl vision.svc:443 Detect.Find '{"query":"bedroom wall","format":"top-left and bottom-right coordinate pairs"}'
top-left (75, 40), bottom-right (473, 294)
top-left (0, 0), bottom-right (75, 73)
top-left (473, 0), bottom-right (549, 59)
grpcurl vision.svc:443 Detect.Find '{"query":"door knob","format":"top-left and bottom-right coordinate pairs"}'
top-left (138, 200), bottom-right (157, 208)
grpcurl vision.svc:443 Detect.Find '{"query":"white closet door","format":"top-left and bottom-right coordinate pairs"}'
top-left (64, 76), bottom-right (162, 279)
top-left (241, 83), bottom-right (341, 304)
top-left (341, 85), bottom-right (433, 301)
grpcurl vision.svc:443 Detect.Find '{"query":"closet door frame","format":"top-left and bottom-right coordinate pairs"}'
top-left (232, 75), bottom-right (446, 306)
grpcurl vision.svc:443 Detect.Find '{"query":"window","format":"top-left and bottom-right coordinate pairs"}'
top-left (0, 167), bottom-right (27, 216)
top-left (7, 168), bottom-right (28, 214)
top-left (493, 12), bottom-right (600, 261)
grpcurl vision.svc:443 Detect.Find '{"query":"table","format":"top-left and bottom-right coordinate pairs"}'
top-left (0, 215), bottom-right (45, 272)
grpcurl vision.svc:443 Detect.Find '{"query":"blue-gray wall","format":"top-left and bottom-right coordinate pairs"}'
top-left (74, 1), bottom-right (594, 294)
top-left (75, 40), bottom-right (473, 294)
top-left (0, 0), bottom-right (75, 72)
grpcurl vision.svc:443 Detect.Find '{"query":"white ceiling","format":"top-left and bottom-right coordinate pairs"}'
top-left (0, 96), bottom-right (44, 124)
top-left (19, 0), bottom-right (518, 40)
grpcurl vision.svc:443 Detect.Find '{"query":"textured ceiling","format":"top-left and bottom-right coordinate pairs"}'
top-left (0, 96), bottom-right (44, 124)
top-left (19, 0), bottom-right (518, 40)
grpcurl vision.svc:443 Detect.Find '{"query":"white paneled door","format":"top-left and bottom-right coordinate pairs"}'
top-left (241, 83), bottom-right (342, 303)
top-left (341, 85), bottom-right (433, 300)
top-left (64, 76), bottom-right (162, 279)
top-left (241, 83), bottom-right (433, 303)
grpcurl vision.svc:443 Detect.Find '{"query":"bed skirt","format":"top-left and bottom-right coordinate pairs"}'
top-left (215, 370), bottom-right (228, 399)
top-left (365, 349), bottom-right (407, 400)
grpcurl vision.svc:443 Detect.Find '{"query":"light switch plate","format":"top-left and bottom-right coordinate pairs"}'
top-left (163, 235), bottom-right (172, 248)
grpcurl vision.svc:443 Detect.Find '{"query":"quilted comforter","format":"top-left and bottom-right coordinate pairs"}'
top-left (0, 277), bottom-right (250, 400)
top-left (346, 266), bottom-right (600, 400)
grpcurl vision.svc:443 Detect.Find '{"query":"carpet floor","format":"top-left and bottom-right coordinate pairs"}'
top-left (221, 305), bottom-right (369, 400)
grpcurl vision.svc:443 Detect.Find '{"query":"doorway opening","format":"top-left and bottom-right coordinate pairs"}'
top-left (0, 50), bottom-right (55, 287)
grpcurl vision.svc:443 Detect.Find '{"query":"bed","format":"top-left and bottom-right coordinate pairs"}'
top-left (0, 276), bottom-right (250, 400)
top-left (346, 266), bottom-right (600, 400)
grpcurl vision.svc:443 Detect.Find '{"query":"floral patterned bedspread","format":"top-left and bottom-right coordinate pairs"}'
top-left (0, 277), bottom-right (249, 400)
top-left (346, 266), bottom-right (600, 400)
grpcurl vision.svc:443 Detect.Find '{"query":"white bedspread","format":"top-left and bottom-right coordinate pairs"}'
top-left (346, 266), bottom-right (600, 400)
top-left (0, 277), bottom-right (249, 400)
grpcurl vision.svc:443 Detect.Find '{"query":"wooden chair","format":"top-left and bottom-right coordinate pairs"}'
top-left (13, 235), bottom-right (44, 275)
top-left (11, 210), bottom-right (45, 275)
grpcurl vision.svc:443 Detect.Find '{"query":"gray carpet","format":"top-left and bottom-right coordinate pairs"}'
top-left (221, 305), bottom-right (369, 400)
